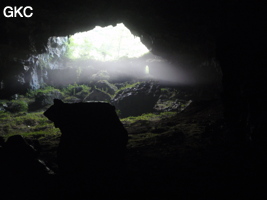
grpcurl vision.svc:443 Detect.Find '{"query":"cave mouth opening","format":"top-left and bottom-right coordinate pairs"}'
top-left (36, 22), bottom-right (171, 87)
top-left (37, 22), bottom-right (188, 88)
top-left (24, 22), bottom-right (222, 112)
top-left (23, 22), bottom-right (196, 117)
top-left (66, 23), bottom-right (150, 61)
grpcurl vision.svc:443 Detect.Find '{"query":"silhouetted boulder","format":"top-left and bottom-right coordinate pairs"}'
top-left (0, 136), bottom-right (4, 147)
top-left (35, 90), bottom-right (63, 107)
top-left (95, 80), bottom-right (118, 95)
top-left (2, 135), bottom-right (54, 175)
top-left (83, 88), bottom-right (111, 101)
top-left (112, 81), bottom-right (161, 117)
top-left (0, 135), bottom-right (55, 199)
top-left (0, 136), bottom-right (4, 156)
top-left (44, 99), bottom-right (128, 196)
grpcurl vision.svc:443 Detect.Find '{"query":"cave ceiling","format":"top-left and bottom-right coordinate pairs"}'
top-left (0, 0), bottom-right (220, 69)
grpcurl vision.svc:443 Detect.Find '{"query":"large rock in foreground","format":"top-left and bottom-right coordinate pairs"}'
top-left (43, 99), bottom-right (128, 195)
top-left (112, 82), bottom-right (161, 118)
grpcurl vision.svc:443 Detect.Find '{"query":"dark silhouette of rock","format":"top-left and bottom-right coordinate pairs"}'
top-left (35, 90), bottom-right (63, 107)
top-left (0, 136), bottom-right (4, 147)
top-left (0, 135), bottom-right (55, 199)
top-left (83, 88), bottom-right (111, 102)
top-left (44, 99), bottom-right (128, 197)
top-left (1, 135), bottom-right (54, 174)
top-left (112, 81), bottom-right (161, 117)
top-left (94, 80), bottom-right (118, 95)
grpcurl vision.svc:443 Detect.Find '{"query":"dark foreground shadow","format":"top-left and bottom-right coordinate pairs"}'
top-left (0, 135), bottom-right (56, 200)
top-left (1, 100), bottom-right (267, 199)
top-left (44, 99), bottom-right (129, 199)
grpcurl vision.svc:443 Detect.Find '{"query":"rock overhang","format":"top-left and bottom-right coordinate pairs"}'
top-left (0, 0), bottom-right (218, 65)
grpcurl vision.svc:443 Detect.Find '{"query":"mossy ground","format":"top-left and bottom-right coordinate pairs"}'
top-left (3, 99), bottom-right (260, 199)
top-left (0, 99), bottom-right (225, 181)
top-left (2, 92), bottom-right (243, 198)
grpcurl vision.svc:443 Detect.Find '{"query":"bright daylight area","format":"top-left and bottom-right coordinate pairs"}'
top-left (66, 23), bottom-right (150, 61)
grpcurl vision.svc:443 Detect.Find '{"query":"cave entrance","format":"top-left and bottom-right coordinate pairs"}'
top-left (25, 22), bottom-right (222, 118)
top-left (66, 23), bottom-right (149, 61)
top-left (40, 23), bottom-right (164, 86)
top-left (29, 22), bottom-right (193, 118)
top-left (56, 23), bottom-right (155, 84)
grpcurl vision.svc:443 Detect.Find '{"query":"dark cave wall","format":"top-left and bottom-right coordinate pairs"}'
top-left (216, 1), bottom-right (267, 147)
top-left (0, 0), bottom-right (266, 146)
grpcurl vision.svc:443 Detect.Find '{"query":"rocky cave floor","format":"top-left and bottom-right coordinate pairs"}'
top-left (2, 99), bottom-right (267, 199)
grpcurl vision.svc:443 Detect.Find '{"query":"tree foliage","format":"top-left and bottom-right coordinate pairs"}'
top-left (64, 23), bottom-right (149, 61)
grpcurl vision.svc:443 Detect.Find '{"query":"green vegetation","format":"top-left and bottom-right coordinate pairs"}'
top-left (121, 112), bottom-right (176, 124)
top-left (0, 102), bottom-right (176, 142)
top-left (127, 132), bottom-right (159, 148)
top-left (95, 80), bottom-right (118, 93)
top-left (19, 128), bottom-right (60, 140)
top-left (62, 83), bottom-right (91, 97)
top-left (160, 88), bottom-right (168, 92)
top-left (7, 100), bottom-right (28, 113)
top-left (65, 36), bottom-right (95, 60)
top-left (114, 81), bottom-right (141, 96)
top-left (0, 111), bottom-right (60, 139)
top-left (0, 110), bottom-right (10, 119)
top-left (64, 23), bottom-right (149, 61)
top-left (25, 84), bottom-right (94, 103)
top-left (0, 81), bottom-right (180, 146)
top-left (26, 86), bottom-right (61, 98)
